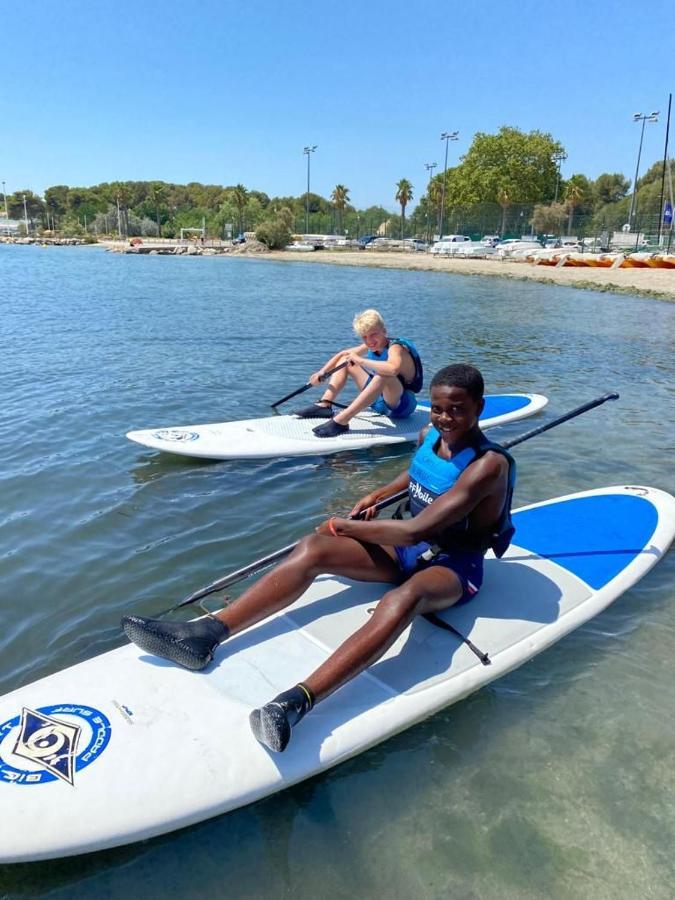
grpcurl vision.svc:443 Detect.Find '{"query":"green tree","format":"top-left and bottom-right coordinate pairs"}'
top-left (448, 127), bottom-right (565, 207)
top-left (330, 184), bottom-right (350, 233)
top-left (564, 174), bottom-right (592, 234)
top-left (395, 179), bottom-right (413, 238)
top-left (256, 207), bottom-right (293, 249)
top-left (531, 202), bottom-right (568, 235)
top-left (496, 185), bottom-right (513, 236)
top-left (427, 178), bottom-right (443, 239)
top-left (592, 173), bottom-right (630, 208)
top-left (44, 185), bottom-right (70, 227)
top-left (149, 182), bottom-right (166, 237)
top-left (229, 184), bottom-right (248, 235)
top-left (8, 190), bottom-right (44, 229)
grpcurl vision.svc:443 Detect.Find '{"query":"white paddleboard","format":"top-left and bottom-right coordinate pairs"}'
top-left (0, 484), bottom-right (672, 862)
top-left (126, 393), bottom-right (548, 459)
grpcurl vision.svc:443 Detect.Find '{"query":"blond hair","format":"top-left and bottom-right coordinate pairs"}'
top-left (352, 308), bottom-right (385, 337)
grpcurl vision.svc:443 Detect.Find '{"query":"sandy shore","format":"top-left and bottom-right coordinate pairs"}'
top-left (261, 250), bottom-right (675, 301)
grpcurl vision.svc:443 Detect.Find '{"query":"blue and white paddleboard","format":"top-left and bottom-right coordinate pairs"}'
top-left (0, 485), bottom-right (672, 862)
top-left (126, 393), bottom-right (548, 460)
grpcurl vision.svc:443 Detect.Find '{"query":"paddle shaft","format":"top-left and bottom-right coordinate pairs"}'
top-left (270, 360), bottom-right (350, 409)
top-left (164, 390), bottom-right (619, 614)
top-left (501, 391), bottom-right (619, 451)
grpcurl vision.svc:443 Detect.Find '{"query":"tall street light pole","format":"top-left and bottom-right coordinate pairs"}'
top-left (424, 162), bottom-right (437, 243)
top-left (1, 181), bottom-right (7, 219)
top-left (438, 131), bottom-right (458, 239)
top-left (304, 145), bottom-right (317, 234)
top-left (553, 151), bottom-right (568, 202)
top-left (628, 111), bottom-right (659, 230)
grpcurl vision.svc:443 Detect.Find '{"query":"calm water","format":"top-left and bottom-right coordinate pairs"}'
top-left (1, 245), bottom-right (673, 899)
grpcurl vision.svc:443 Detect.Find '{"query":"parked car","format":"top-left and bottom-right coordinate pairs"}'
top-left (480, 235), bottom-right (501, 247)
top-left (404, 239), bottom-right (428, 252)
top-left (356, 234), bottom-right (378, 249)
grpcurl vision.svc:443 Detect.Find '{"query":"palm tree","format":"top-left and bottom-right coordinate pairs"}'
top-left (230, 184), bottom-right (248, 236)
top-left (497, 186), bottom-right (511, 237)
top-left (395, 179), bottom-right (413, 238)
top-left (150, 182), bottom-right (165, 237)
top-left (564, 180), bottom-right (585, 234)
top-left (427, 179), bottom-right (443, 241)
top-left (330, 185), bottom-right (350, 234)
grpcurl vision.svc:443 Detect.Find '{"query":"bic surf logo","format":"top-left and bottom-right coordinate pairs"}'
top-left (0, 704), bottom-right (111, 786)
top-left (152, 429), bottom-right (199, 443)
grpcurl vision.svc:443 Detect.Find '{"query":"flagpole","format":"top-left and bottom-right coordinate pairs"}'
top-left (657, 92), bottom-right (672, 247)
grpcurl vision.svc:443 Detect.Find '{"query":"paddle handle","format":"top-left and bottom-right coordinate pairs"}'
top-left (270, 360), bottom-right (350, 409)
top-left (162, 390), bottom-right (619, 615)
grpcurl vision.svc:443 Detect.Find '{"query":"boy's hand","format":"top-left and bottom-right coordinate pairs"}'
top-left (350, 493), bottom-right (380, 520)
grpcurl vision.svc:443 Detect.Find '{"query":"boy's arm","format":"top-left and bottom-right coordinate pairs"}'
top-left (325, 453), bottom-right (506, 545)
top-left (346, 342), bottom-right (406, 378)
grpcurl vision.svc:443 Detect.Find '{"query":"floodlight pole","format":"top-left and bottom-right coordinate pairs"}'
top-left (628, 111), bottom-right (659, 231)
top-left (438, 131), bottom-right (458, 239)
top-left (304, 145), bottom-right (317, 234)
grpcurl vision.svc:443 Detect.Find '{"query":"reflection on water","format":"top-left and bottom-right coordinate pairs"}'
top-left (1, 246), bottom-right (674, 898)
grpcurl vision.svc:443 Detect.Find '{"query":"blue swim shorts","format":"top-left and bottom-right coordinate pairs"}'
top-left (394, 541), bottom-right (484, 604)
top-left (371, 389), bottom-right (417, 419)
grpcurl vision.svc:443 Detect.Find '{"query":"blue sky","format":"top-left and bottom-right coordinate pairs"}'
top-left (4, 0), bottom-right (674, 210)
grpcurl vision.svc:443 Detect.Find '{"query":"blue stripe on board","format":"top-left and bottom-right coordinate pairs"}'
top-left (512, 494), bottom-right (659, 590)
top-left (481, 395), bottom-right (532, 419)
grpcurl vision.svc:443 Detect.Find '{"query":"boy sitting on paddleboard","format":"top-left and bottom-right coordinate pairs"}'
top-left (295, 308), bottom-right (423, 438)
top-left (123, 364), bottom-right (516, 753)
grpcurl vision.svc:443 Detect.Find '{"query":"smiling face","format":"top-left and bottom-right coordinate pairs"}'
top-left (360, 326), bottom-right (388, 353)
top-left (429, 384), bottom-right (484, 448)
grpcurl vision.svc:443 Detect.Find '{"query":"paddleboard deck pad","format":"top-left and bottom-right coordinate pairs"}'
top-left (0, 485), bottom-right (672, 862)
top-left (126, 393), bottom-right (548, 459)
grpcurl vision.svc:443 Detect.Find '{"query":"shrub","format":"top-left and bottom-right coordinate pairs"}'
top-left (256, 215), bottom-right (292, 249)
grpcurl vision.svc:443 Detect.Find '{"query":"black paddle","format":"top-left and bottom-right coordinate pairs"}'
top-left (155, 390), bottom-right (619, 617)
top-left (271, 360), bottom-right (350, 409)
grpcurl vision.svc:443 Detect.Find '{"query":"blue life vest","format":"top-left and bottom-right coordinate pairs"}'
top-left (407, 427), bottom-right (516, 557)
top-left (366, 337), bottom-right (423, 394)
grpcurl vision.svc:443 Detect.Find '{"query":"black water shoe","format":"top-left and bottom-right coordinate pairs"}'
top-left (293, 402), bottom-right (334, 419)
top-left (312, 419), bottom-right (350, 438)
top-left (249, 683), bottom-right (314, 752)
top-left (122, 614), bottom-right (229, 670)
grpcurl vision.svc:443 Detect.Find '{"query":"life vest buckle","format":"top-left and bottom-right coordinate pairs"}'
top-left (418, 543), bottom-right (442, 563)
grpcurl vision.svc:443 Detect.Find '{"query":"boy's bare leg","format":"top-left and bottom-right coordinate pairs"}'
top-left (250, 565), bottom-right (464, 751)
top-left (213, 534), bottom-right (400, 636)
top-left (332, 373), bottom-right (403, 425)
top-left (122, 534), bottom-right (401, 669)
top-left (317, 365), bottom-right (349, 405)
